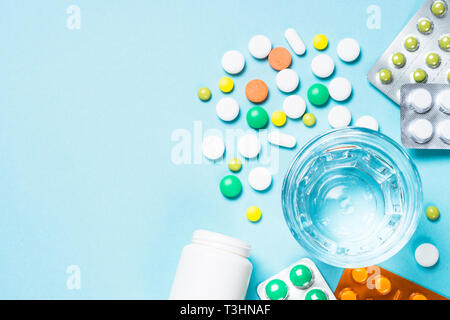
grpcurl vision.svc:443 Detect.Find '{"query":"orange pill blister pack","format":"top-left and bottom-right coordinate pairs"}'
top-left (335, 266), bottom-right (448, 300)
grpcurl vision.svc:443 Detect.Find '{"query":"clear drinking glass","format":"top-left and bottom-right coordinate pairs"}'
top-left (282, 128), bottom-right (422, 268)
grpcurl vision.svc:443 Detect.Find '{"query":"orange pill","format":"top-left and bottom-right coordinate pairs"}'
top-left (339, 288), bottom-right (357, 300)
top-left (268, 47), bottom-right (292, 71)
top-left (410, 293), bottom-right (427, 300)
top-left (375, 276), bottom-right (392, 295)
top-left (245, 79), bottom-right (269, 103)
top-left (351, 268), bottom-right (368, 284)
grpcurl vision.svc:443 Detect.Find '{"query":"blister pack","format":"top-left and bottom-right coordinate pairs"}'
top-left (368, 0), bottom-right (450, 105)
top-left (257, 258), bottom-right (336, 300)
top-left (401, 84), bottom-right (450, 149)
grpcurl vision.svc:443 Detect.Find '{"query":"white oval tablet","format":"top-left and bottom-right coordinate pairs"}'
top-left (329, 77), bottom-right (352, 101)
top-left (438, 120), bottom-right (450, 144)
top-left (355, 115), bottom-right (379, 131)
top-left (202, 136), bottom-right (225, 160)
top-left (248, 167), bottom-right (272, 191)
top-left (438, 90), bottom-right (450, 114)
top-left (222, 50), bottom-right (245, 75)
top-left (238, 134), bottom-right (261, 159)
top-left (409, 88), bottom-right (433, 113)
top-left (337, 38), bottom-right (360, 62)
top-left (284, 28), bottom-right (306, 56)
top-left (283, 95), bottom-right (306, 119)
top-left (409, 119), bottom-right (433, 143)
top-left (276, 69), bottom-right (299, 93)
top-left (311, 54), bottom-right (335, 78)
top-left (268, 131), bottom-right (297, 148)
top-left (216, 97), bottom-right (239, 122)
top-left (415, 243), bottom-right (439, 267)
top-left (248, 35), bottom-right (272, 59)
top-left (328, 105), bottom-right (352, 128)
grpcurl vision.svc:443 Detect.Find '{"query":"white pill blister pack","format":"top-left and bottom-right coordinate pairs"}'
top-left (401, 84), bottom-right (450, 149)
top-left (367, 0), bottom-right (450, 106)
top-left (257, 258), bottom-right (336, 300)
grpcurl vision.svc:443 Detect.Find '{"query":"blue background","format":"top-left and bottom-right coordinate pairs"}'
top-left (0, 0), bottom-right (448, 299)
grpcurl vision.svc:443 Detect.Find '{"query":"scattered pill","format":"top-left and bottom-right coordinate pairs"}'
top-left (351, 268), bottom-right (368, 284)
top-left (409, 88), bottom-right (433, 113)
top-left (221, 50), bottom-right (245, 75)
top-left (426, 52), bottom-right (441, 68)
top-left (307, 83), bottom-right (329, 106)
top-left (247, 106), bottom-right (269, 129)
top-left (289, 264), bottom-right (313, 288)
top-left (248, 167), bottom-right (272, 191)
top-left (405, 36), bottom-right (419, 52)
top-left (219, 76), bottom-right (234, 93)
top-left (410, 293), bottom-right (427, 300)
top-left (271, 111), bottom-right (287, 127)
top-left (415, 243), bottom-right (439, 267)
top-left (202, 136), bottom-right (225, 160)
top-left (302, 113), bottom-right (316, 127)
top-left (283, 95), bottom-right (306, 119)
top-left (413, 69), bottom-right (428, 83)
top-left (284, 28), bottom-right (306, 55)
top-left (276, 69), bottom-right (299, 93)
top-left (198, 87), bottom-right (211, 101)
top-left (337, 38), bottom-right (360, 62)
top-left (438, 119), bottom-right (450, 144)
top-left (305, 288), bottom-right (328, 300)
top-left (228, 158), bottom-right (242, 173)
top-left (245, 79), bottom-right (269, 103)
top-left (238, 134), bottom-right (261, 159)
top-left (409, 119), bottom-right (434, 143)
top-left (392, 52), bottom-right (406, 68)
top-left (426, 206), bottom-right (440, 221)
top-left (265, 279), bottom-right (288, 300)
top-left (216, 97), bottom-right (239, 122)
top-left (313, 34), bottom-right (328, 50)
top-left (355, 115), bottom-right (379, 131)
top-left (432, 0), bottom-right (447, 17)
top-left (246, 206), bottom-right (262, 222)
top-left (339, 288), bottom-right (357, 300)
top-left (268, 47), bottom-right (292, 71)
top-left (440, 35), bottom-right (450, 51)
top-left (417, 18), bottom-right (433, 34)
top-left (311, 54), bottom-right (335, 78)
top-left (375, 276), bottom-right (391, 295)
top-left (379, 69), bottom-right (393, 84)
top-left (220, 175), bottom-right (242, 199)
top-left (268, 131), bottom-right (297, 148)
top-left (248, 35), bottom-right (272, 59)
top-left (329, 77), bottom-right (352, 101)
top-left (328, 105), bottom-right (351, 129)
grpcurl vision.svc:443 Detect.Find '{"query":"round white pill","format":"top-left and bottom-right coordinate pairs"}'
top-left (238, 134), bottom-right (261, 159)
top-left (311, 54), bottom-right (335, 78)
top-left (415, 243), bottom-right (439, 268)
top-left (329, 77), bottom-right (352, 101)
top-left (222, 50), bottom-right (245, 75)
top-left (283, 95), bottom-right (306, 119)
top-left (328, 105), bottom-right (352, 128)
top-left (438, 120), bottom-right (450, 144)
top-left (248, 167), bottom-right (272, 191)
top-left (248, 35), bottom-right (272, 59)
top-left (268, 131), bottom-right (297, 148)
top-left (409, 88), bottom-right (433, 113)
top-left (355, 115), bottom-right (379, 131)
top-left (276, 69), bottom-right (299, 93)
top-left (337, 38), bottom-right (361, 62)
top-left (438, 90), bottom-right (450, 114)
top-left (216, 97), bottom-right (239, 122)
top-left (202, 136), bottom-right (225, 160)
top-left (409, 119), bottom-right (433, 143)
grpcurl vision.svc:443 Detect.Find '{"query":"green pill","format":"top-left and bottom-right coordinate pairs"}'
top-left (440, 35), bottom-right (450, 51)
top-left (418, 18), bottom-right (433, 34)
top-left (379, 69), bottom-right (393, 84)
top-left (198, 87), bottom-right (211, 101)
top-left (392, 53), bottom-right (406, 68)
top-left (432, 0), bottom-right (447, 17)
top-left (413, 69), bottom-right (428, 83)
top-left (405, 36), bottom-right (419, 51)
top-left (426, 206), bottom-right (440, 221)
top-left (219, 175), bottom-right (242, 199)
top-left (448, 71), bottom-right (450, 83)
top-left (246, 106), bottom-right (269, 129)
top-left (305, 289), bottom-right (328, 300)
top-left (265, 279), bottom-right (288, 300)
top-left (289, 264), bottom-right (313, 288)
top-left (426, 53), bottom-right (441, 68)
top-left (307, 83), bottom-right (329, 106)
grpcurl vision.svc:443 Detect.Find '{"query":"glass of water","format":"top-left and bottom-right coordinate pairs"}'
top-left (282, 128), bottom-right (422, 268)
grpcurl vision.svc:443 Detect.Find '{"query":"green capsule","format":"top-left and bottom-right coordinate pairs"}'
top-left (246, 106), bottom-right (269, 129)
top-left (305, 289), bottom-right (328, 300)
top-left (219, 175), bottom-right (242, 199)
top-left (392, 53), bottom-right (406, 68)
top-left (289, 264), bottom-right (313, 288)
top-left (431, 0), bottom-right (447, 17)
top-left (413, 69), bottom-right (428, 83)
top-left (405, 36), bottom-right (419, 51)
top-left (418, 18), bottom-right (433, 34)
top-left (426, 53), bottom-right (441, 68)
top-left (265, 279), bottom-right (288, 300)
top-left (440, 35), bottom-right (450, 51)
top-left (307, 83), bottom-right (329, 106)
top-left (379, 69), bottom-right (393, 84)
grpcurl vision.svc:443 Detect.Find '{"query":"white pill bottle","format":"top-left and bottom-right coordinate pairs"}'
top-left (169, 230), bottom-right (253, 300)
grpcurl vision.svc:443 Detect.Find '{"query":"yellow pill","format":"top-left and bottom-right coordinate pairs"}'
top-left (303, 113), bottom-right (316, 127)
top-left (228, 158), bottom-right (242, 172)
top-left (246, 206), bottom-right (262, 222)
top-left (219, 77), bottom-right (234, 93)
top-left (271, 111), bottom-right (287, 127)
top-left (313, 34), bottom-right (328, 50)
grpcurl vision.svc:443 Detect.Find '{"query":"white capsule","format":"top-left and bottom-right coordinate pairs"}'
top-left (238, 134), bottom-right (261, 159)
top-left (268, 131), bottom-right (297, 148)
top-left (276, 69), bottom-right (299, 93)
top-left (328, 106), bottom-right (352, 129)
top-left (355, 115), bottom-right (379, 131)
top-left (311, 54), bottom-right (335, 78)
top-left (216, 97), bottom-right (239, 122)
top-left (222, 50), bottom-right (245, 75)
top-left (409, 88), bottom-right (433, 113)
top-left (329, 77), bottom-right (352, 101)
top-left (415, 243), bottom-right (439, 268)
top-left (248, 167), bottom-right (272, 191)
top-left (409, 119), bottom-right (433, 143)
top-left (438, 90), bottom-right (450, 114)
top-left (337, 38), bottom-right (361, 62)
top-left (284, 28), bottom-right (306, 56)
top-left (283, 95), bottom-right (306, 119)
top-left (248, 35), bottom-right (272, 59)
top-left (438, 120), bottom-right (450, 144)
top-left (202, 136), bottom-right (225, 160)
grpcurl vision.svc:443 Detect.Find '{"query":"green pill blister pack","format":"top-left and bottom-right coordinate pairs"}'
top-left (257, 258), bottom-right (336, 300)
top-left (368, 0), bottom-right (450, 105)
